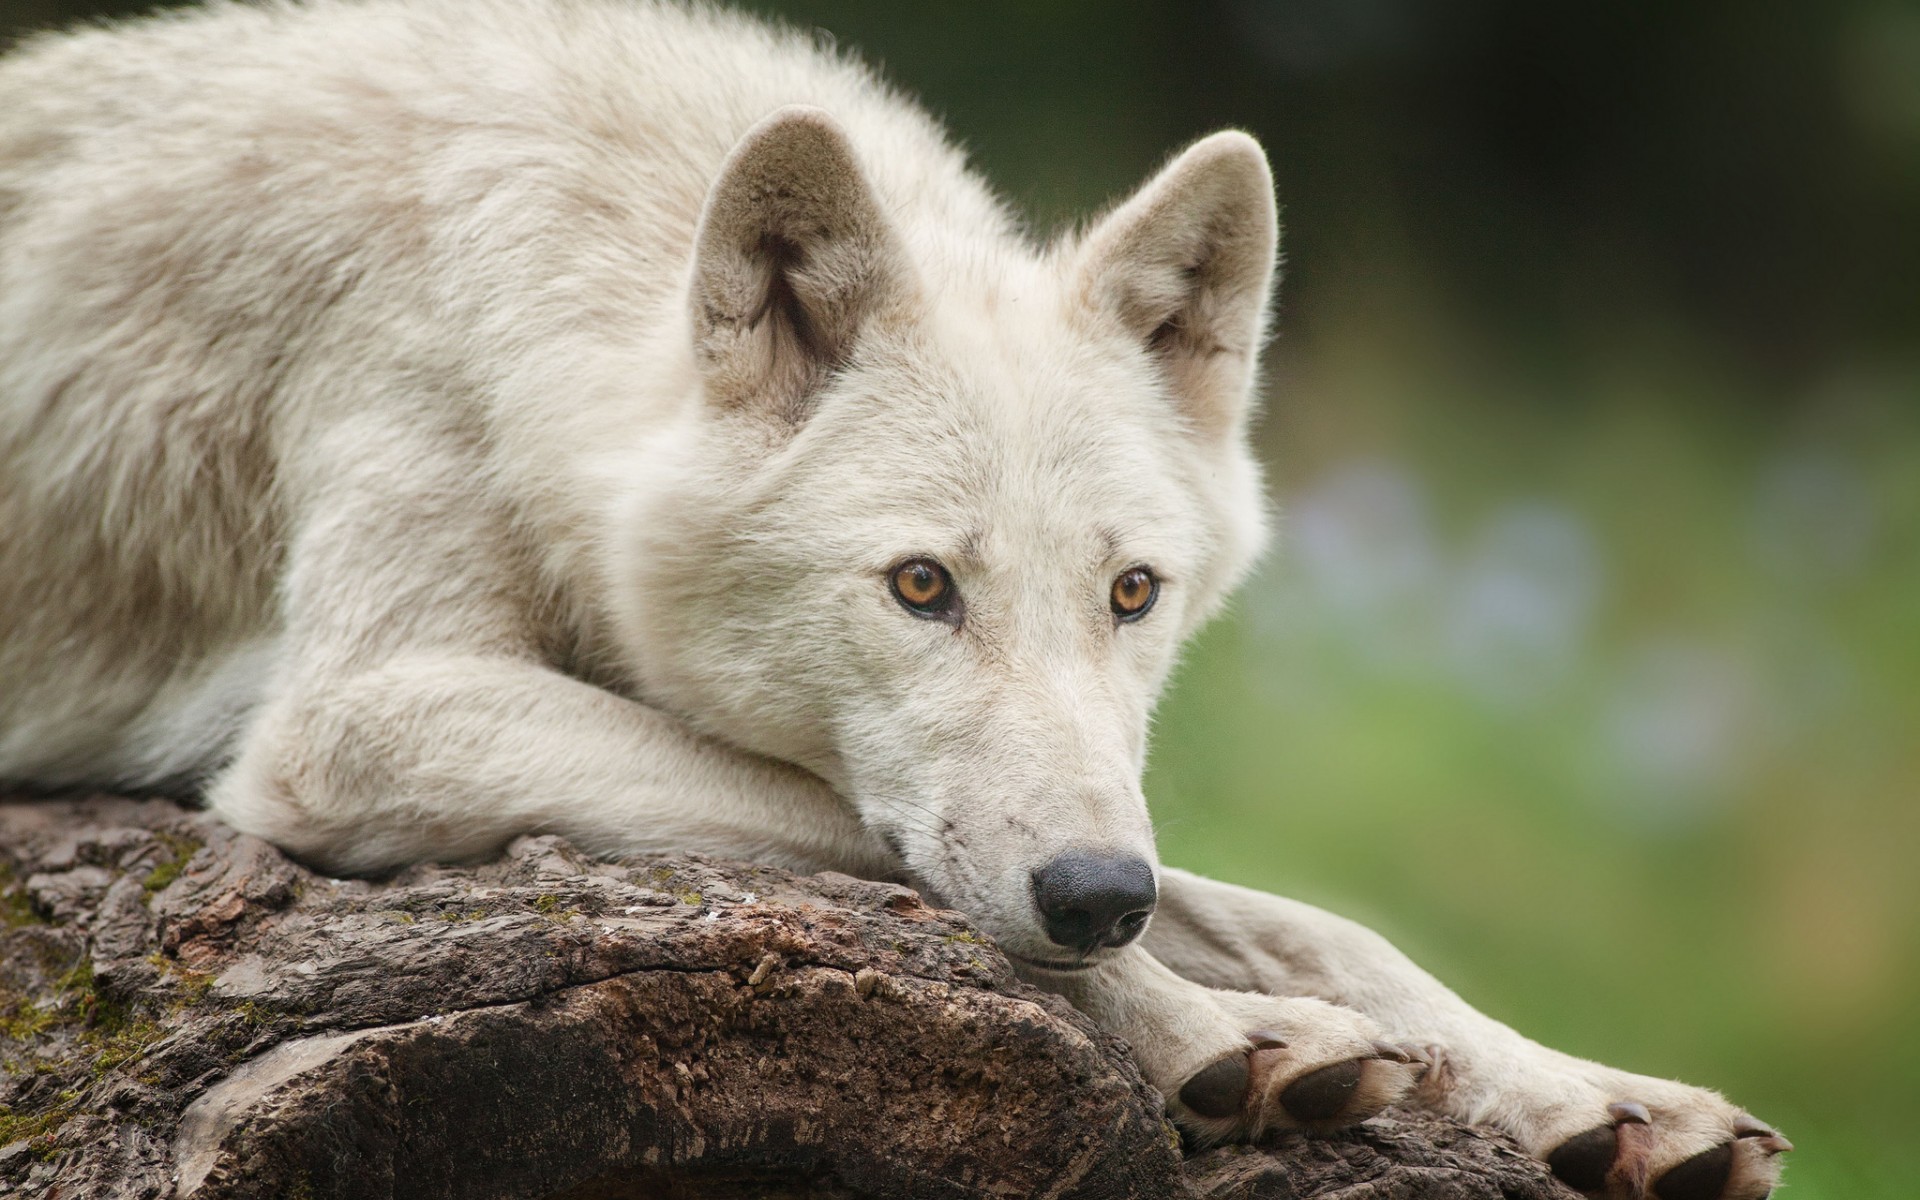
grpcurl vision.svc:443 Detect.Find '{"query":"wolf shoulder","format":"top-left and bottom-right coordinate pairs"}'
top-left (0, 0), bottom-right (991, 787)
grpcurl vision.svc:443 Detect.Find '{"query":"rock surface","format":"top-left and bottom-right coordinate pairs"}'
top-left (0, 796), bottom-right (1572, 1199)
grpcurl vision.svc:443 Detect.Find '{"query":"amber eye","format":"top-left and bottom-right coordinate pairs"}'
top-left (1110, 567), bottom-right (1158, 621)
top-left (890, 558), bottom-right (957, 619)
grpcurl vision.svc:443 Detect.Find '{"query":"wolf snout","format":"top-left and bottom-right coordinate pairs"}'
top-left (1031, 850), bottom-right (1158, 953)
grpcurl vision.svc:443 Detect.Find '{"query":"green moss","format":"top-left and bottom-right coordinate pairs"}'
top-left (0, 863), bottom-right (45, 929)
top-left (146, 953), bottom-right (216, 1010)
top-left (86, 1016), bottom-right (164, 1079)
top-left (0, 958), bottom-right (110, 1045)
top-left (0, 1102), bottom-right (71, 1148)
top-left (45, 958), bottom-right (159, 1076)
top-left (56, 959), bottom-right (113, 1028)
top-left (141, 831), bottom-right (204, 901)
top-left (179, 969), bottom-right (215, 1007)
top-left (674, 891), bottom-right (703, 907)
top-left (55, 959), bottom-right (90, 990)
top-left (0, 998), bottom-right (56, 1042)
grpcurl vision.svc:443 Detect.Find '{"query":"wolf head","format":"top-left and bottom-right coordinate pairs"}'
top-left (615, 107), bottom-right (1274, 967)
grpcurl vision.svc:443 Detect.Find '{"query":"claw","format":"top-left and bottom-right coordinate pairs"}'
top-left (1408, 1042), bottom-right (1446, 1090)
top-left (1404, 1045), bottom-right (1433, 1082)
top-left (1246, 1028), bottom-right (1289, 1050)
top-left (1369, 1039), bottom-right (1414, 1063)
top-left (1733, 1116), bottom-right (1793, 1154)
top-left (1608, 1100), bottom-right (1651, 1125)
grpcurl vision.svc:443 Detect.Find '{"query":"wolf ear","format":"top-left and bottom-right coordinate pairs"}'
top-left (688, 106), bottom-right (914, 422)
top-left (1073, 132), bottom-right (1278, 437)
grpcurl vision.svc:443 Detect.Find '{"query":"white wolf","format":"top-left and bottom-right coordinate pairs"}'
top-left (0, 1), bottom-right (1787, 1194)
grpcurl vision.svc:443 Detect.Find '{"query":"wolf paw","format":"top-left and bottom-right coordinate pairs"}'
top-left (1540, 1095), bottom-right (1790, 1200)
top-left (1424, 1049), bottom-right (1794, 1200)
top-left (1168, 998), bottom-right (1425, 1145)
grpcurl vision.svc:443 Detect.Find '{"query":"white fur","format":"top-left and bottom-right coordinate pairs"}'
top-left (0, 1), bottom-right (1783, 1186)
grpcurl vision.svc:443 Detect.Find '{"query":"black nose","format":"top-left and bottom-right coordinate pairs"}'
top-left (1032, 850), bottom-right (1158, 952)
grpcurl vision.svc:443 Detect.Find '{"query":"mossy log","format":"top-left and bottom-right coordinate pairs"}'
top-left (0, 796), bottom-right (1571, 1199)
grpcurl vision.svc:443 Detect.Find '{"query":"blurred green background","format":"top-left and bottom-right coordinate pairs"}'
top-left (7, 0), bottom-right (1917, 1194)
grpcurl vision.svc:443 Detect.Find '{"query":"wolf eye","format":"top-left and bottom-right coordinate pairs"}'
top-left (1111, 567), bottom-right (1158, 621)
top-left (890, 558), bottom-right (957, 619)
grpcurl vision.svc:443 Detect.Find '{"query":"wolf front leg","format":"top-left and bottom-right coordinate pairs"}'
top-left (211, 654), bottom-right (893, 880)
top-left (202, 409), bottom-right (899, 882)
top-left (1143, 869), bottom-right (1790, 1199)
top-left (1017, 946), bottom-right (1426, 1145)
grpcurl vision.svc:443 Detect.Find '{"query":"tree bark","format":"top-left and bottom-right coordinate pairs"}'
top-left (0, 796), bottom-right (1571, 1200)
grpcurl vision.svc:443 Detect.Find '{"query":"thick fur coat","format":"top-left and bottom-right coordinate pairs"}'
top-left (0, 3), bottom-right (1787, 1193)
